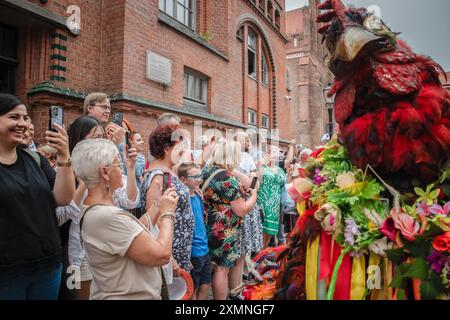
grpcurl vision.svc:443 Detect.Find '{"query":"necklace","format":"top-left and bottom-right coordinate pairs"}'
top-left (0, 151), bottom-right (18, 165)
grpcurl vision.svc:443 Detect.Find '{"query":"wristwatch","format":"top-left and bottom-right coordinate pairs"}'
top-left (57, 158), bottom-right (72, 167)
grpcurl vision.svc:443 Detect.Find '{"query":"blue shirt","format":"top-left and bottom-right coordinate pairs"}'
top-left (190, 193), bottom-right (209, 258)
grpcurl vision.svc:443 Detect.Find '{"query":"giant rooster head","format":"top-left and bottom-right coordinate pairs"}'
top-left (317, 0), bottom-right (397, 76)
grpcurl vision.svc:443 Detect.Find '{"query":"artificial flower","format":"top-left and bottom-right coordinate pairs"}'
top-left (432, 232), bottom-right (450, 253)
top-left (390, 208), bottom-right (420, 241)
top-left (427, 250), bottom-right (449, 274)
top-left (344, 217), bottom-right (360, 246)
top-left (293, 178), bottom-right (313, 195)
top-left (380, 217), bottom-right (396, 242)
top-left (314, 203), bottom-right (341, 236)
top-left (368, 237), bottom-right (393, 257)
top-left (336, 172), bottom-right (356, 189)
top-left (417, 201), bottom-right (450, 218)
top-left (313, 169), bottom-right (327, 185)
top-left (414, 184), bottom-right (441, 206)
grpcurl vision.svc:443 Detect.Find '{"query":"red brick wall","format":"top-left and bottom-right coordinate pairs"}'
top-left (13, 0), bottom-right (291, 151)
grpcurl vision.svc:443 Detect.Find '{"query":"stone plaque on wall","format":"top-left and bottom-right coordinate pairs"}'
top-left (146, 51), bottom-right (172, 85)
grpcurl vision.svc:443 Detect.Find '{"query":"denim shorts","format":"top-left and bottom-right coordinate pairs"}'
top-left (190, 254), bottom-right (212, 289)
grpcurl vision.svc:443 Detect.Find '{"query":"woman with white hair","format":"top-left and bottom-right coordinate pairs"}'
top-left (201, 139), bottom-right (258, 300)
top-left (72, 139), bottom-right (179, 300)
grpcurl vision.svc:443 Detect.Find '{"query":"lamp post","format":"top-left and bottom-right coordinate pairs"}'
top-left (323, 83), bottom-right (335, 138)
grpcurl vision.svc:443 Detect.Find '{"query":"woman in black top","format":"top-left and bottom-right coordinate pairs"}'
top-left (0, 94), bottom-right (75, 300)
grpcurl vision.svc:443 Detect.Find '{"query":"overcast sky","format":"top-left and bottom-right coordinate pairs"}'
top-left (285, 0), bottom-right (450, 71)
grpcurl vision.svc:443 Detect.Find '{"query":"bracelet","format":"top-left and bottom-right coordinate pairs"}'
top-left (57, 158), bottom-right (72, 167)
top-left (160, 214), bottom-right (175, 223)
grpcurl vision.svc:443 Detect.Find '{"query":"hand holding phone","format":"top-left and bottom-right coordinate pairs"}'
top-left (111, 112), bottom-right (123, 126)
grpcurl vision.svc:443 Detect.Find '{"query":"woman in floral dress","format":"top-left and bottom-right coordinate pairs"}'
top-left (140, 123), bottom-right (194, 283)
top-left (201, 140), bottom-right (258, 300)
top-left (257, 145), bottom-right (286, 248)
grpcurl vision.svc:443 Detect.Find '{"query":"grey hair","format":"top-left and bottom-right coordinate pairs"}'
top-left (72, 139), bottom-right (119, 189)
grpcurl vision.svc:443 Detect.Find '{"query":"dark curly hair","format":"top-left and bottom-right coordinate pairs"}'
top-left (148, 123), bottom-right (182, 159)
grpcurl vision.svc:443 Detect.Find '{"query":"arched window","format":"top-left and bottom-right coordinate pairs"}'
top-left (247, 29), bottom-right (257, 78)
top-left (262, 53), bottom-right (269, 85)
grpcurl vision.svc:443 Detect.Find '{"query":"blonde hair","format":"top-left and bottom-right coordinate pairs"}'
top-left (83, 92), bottom-right (109, 115)
top-left (210, 139), bottom-right (241, 171)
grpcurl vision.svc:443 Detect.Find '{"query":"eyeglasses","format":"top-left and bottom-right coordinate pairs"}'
top-left (187, 175), bottom-right (203, 181)
top-left (108, 162), bottom-right (123, 169)
top-left (93, 104), bottom-right (111, 111)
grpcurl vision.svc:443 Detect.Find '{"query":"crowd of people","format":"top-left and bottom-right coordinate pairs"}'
top-left (0, 92), bottom-right (318, 300)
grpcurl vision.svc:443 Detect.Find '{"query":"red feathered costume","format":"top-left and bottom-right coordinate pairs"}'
top-left (273, 0), bottom-right (450, 301)
top-left (317, 0), bottom-right (450, 182)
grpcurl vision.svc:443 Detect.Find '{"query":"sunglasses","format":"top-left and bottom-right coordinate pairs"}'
top-left (187, 175), bottom-right (203, 181)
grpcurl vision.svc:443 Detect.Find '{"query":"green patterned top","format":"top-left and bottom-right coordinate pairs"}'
top-left (257, 165), bottom-right (286, 236)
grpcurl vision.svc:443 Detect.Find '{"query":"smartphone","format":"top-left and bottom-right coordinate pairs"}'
top-left (125, 131), bottom-right (132, 148)
top-left (49, 106), bottom-right (64, 132)
top-left (250, 176), bottom-right (258, 189)
top-left (111, 112), bottom-right (123, 126)
top-left (162, 172), bottom-right (172, 192)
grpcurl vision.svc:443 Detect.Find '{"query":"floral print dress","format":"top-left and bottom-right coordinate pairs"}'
top-left (201, 165), bottom-right (242, 268)
top-left (257, 165), bottom-right (286, 236)
top-left (140, 169), bottom-right (194, 272)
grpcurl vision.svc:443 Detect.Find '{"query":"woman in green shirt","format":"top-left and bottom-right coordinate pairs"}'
top-left (256, 145), bottom-right (286, 248)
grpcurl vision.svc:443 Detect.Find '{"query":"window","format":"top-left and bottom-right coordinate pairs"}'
top-left (275, 10), bottom-right (281, 29)
top-left (267, 1), bottom-right (274, 21)
top-left (248, 30), bottom-right (256, 78)
top-left (159, 0), bottom-right (195, 30)
top-left (184, 70), bottom-right (207, 107)
top-left (259, 0), bottom-right (266, 12)
top-left (262, 114), bottom-right (270, 128)
top-left (248, 109), bottom-right (257, 126)
top-left (0, 23), bottom-right (17, 94)
top-left (262, 53), bottom-right (269, 85)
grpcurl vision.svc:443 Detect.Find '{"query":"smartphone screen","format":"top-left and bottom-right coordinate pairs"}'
top-left (49, 106), bottom-right (64, 132)
top-left (125, 131), bottom-right (131, 148)
top-left (111, 112), bottom-right (123, 126)
top-left (250, 176), bottom-right (258, 189)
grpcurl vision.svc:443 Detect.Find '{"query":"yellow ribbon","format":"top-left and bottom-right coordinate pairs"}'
top-left (305, 235), bottom-right (320, 300)
top-left (350, 255), bottom-right (366, 300)
top-left (297, 200), bottom-right (306, 216)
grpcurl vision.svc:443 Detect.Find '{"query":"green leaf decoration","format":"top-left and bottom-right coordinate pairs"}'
top-left (385, 249), bottom-right (406, 264)
top-left (397, 289), bottom-right (407, 300)
top-left (402, 258), bottom-right (428, 280)
top-left (420, 280), bottom-right (439, 300)
top-left (390, 268), bottom-right (405, 288)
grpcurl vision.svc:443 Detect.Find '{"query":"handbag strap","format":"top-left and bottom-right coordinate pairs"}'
top-left (201, 168), bottom-right (226, 193)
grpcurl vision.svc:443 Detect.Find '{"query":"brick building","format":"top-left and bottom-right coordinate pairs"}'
top-left (0, 0), bottom-right (291, 150)
top-left (285, 0), bottom-right (333, 149)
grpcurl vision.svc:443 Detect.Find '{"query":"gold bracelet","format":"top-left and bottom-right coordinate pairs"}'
top-left (160, 214), bottom-right (175, 223)
top-left (57, 158), bottom-right (72, 167)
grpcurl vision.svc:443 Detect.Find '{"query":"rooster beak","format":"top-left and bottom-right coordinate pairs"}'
top-left (334, 27), bottom-right (382, 62)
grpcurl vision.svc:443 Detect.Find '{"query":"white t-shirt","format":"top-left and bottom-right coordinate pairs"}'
top-left (81, 205), bottom-right (162, 300)
top-left (239, 152), bottom-right (257, 175)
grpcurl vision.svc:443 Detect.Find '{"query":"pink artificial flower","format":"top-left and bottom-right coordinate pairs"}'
top-left (391, 209), bottom-right (420, 241)
top-left (380, 217), bottom-right (396, 242)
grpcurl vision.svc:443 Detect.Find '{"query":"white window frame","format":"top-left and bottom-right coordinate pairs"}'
top-left (248, 109), bottom-right (257, 126)
top-left (184, 70), bottom-right (207, 107)
top-left (262, 53), bottom-right (269, 86)
top-left (247, 30), bottom-right (257, 79)
top-left (262, 114), bottom-right (270, 129)
top-left (159, 0), bottom-right (196, 30)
